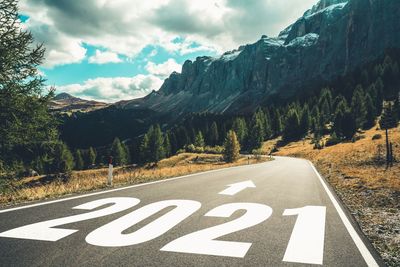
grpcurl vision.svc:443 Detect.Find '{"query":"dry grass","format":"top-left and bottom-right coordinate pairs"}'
top-left (0, 153), bottom-right (268, 206)
top-left (271, 125), bottom-right (400, 266)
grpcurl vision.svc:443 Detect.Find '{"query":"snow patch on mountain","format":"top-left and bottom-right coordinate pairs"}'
top-left (286, 33), bottom-right (319, 47)
top-left (220, 50), bottom-right (242, 61)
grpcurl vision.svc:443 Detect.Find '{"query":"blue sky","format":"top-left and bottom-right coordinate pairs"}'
top-left (19, 0), bottom-right (318, 103)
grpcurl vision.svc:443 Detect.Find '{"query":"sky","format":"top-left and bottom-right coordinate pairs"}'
top-left (20, 0), bottom-right (319, 103)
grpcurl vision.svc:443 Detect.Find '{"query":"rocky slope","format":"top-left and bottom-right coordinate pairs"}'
top-left (122, 0), bottom-right (400, 114)
top-left (50, 93), bottom-right (108, 113)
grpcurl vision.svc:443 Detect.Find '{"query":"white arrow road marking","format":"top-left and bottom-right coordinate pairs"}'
top-left (218, 181), bottom-right (256, 196)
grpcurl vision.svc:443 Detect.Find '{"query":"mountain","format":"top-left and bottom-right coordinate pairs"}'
top-left (60, 0), bottom-right (400, 148)
top-left (120, 0), bottom-right (400, 114)
top-left (50, 93), bottom-right (108, 113)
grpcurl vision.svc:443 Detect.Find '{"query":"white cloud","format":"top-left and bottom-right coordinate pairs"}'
top-left (88, 49), bottom-right (122, 64)
top-left (146, 59), bottom-right (182, 79)
top-left (20, 0), bottom-right (319, 67)
top-left (57, 74), bottom-right (164, 103)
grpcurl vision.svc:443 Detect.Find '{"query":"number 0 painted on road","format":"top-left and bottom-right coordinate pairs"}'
top-left (86, 200), bottom-right (201, 247)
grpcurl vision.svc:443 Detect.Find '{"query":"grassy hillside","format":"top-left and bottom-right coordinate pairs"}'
top-left (269, 125), bottom-right (400, 266)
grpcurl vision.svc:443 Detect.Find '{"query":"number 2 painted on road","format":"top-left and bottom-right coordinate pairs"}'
top-left (0, 197), bottom-right (139, 241)
top-left (161, 203), bottom-right (272, 258)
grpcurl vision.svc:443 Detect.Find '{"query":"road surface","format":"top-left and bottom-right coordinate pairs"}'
top-left (0, 157), bottom-right (383, 266)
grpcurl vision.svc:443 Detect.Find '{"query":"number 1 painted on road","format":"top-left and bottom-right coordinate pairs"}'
top-left (283, 206), bottom-right (326, 265)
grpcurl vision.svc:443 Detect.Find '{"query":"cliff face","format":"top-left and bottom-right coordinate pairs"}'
top-left (123, 0), bottom-right (400, 114)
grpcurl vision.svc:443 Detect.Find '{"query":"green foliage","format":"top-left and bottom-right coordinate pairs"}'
top-left (0, 0), bottom-right (59, 176)
top-left (332, 97), bottom-right (349, 138)
top-left (247, 112), bottom-right (265, 150)
top-left (380, 103), bottom-right (398, 129)
top-left (208, 122), bottom-right (219, 146)
top-left (88, 147), bottom-right (97, 167)
top-left (163, 133), bottom-right (172, 158)
top-left (364, 93), bottom-right (376, 129)
top-left (299, 105), bottom-right (310, 137)
top-left (326, 132), bottom-right (341, 147)
top-left (351, 85), bottom-right (367, 129)
top-left (232, 117), bottom-right (247, 144)
top-left (283, 108), bottom-right (301, 141)
top-left (140, 125), bottom-right (165, 163)
top-left (271, 109), bottom-right (283, 135)
top-left (111, 137), bottom-right (128, 166)
top-left (53, 143), bottom-right (75, 174)
top-left (74, 149), bottom-right (84, 170)
top-left (223, 130), bottom-right (241, 163)
top-left (194, 131), bottom-right (205, 148)
top-left (342, 110), bottom-right (357, 140)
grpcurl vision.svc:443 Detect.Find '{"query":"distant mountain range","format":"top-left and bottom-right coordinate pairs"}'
top-left (58, 0), bottom-right (400, 148)
top-left (50, 93), bottom-right (108, 113)
top-left (118, 0), bottom-right (399, 114)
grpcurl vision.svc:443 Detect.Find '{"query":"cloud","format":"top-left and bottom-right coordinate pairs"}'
top-left (146, 59), bottom-right (181, 79)
top-left (57, 74), bottom-right (164, 103)
top-left (20, 0), bottom-right (319, 67)
top-left (88, 49), bottom-right (122, 64)
top-left (57, 58), bottom-right (181, 102)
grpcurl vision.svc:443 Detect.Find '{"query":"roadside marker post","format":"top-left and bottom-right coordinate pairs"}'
top-left (108, 156), bottom-right (113, 186)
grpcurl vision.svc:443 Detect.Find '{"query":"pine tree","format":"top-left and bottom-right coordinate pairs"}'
top-left (194, 131), bottom-right (205, 147)
top-left (363, 93), bottom-right (377, 129)
top-left (88, 147), bottom-right (96, 167)
top-left (122, 143), bottom-right (131, 164)
top-left (342, 110), bottom-right (357, 140)
top-left (163, 133), bottom-right (172, 158)
top-left (247, 113), bottom-right (264, 150)
top-left (319, 88), bottom-right (333, 124)
top-left (209, 122), bottom-right (219, 146)
top-left (311, 106), bottom-right (322, 135)
top-left (141, 125), bottom-right (165, 163)
top-left (283, 108), bottom-right (301, 141)
top-left (271, 109), bottom-right (283, 136)
top-left (140, 132), bottom-right (150, 162)
top-left (74, 149), bottom-right (84, 170)
top-left (53, 143), bottom-right (75, 174)
top-left (111, 137), bottom-right (127, 166)
top-left (0, 0), bottom-right (58, 168)
top-left (375, 78), bottom-right (384, 114)
top-left (232, 117), bottom-right (247, 144)
top-left (299, 105), bottom-right (311, 137)
top-left (380, 103), bottom-right (398, 129)
top-left (332, 98), bottom-right (349, 137)
top-left (351, 85), bottom-right (367, 129)
top-left (223, 130), bottom-right (241, 163)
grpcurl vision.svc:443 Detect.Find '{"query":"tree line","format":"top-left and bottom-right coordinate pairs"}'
top-left (1, 0), bottom-right (399, 178)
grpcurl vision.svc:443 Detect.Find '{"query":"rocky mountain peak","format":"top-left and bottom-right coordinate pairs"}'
top-left (124, 0), bottom-right (400, 115)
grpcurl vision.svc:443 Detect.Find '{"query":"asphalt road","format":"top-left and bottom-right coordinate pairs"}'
top-left (0, 157), bottom-right (384, 267)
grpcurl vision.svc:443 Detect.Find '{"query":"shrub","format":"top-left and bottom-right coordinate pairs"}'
top-left (372, 134), bottom-right (382, 140)
top-left (325, 133), bottom-right (341, 147)
top-left (252, 149), bottom-right (263, 161)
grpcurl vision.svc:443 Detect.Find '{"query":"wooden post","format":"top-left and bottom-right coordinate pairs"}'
top-left (108, 156), bottom-right (113, 186)
top-left (390, 142), bottom-right (394, 167)
top-left (385, 128), bottom-right (390, 169)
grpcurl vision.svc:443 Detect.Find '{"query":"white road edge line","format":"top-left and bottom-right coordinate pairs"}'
top-left (308, 161), bottom-right (379, 267)
top-left (0, 161), bottom-right (269, 214)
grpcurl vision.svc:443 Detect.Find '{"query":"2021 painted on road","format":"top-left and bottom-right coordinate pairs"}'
top-left (0, 196), bottom-right (326, 265)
